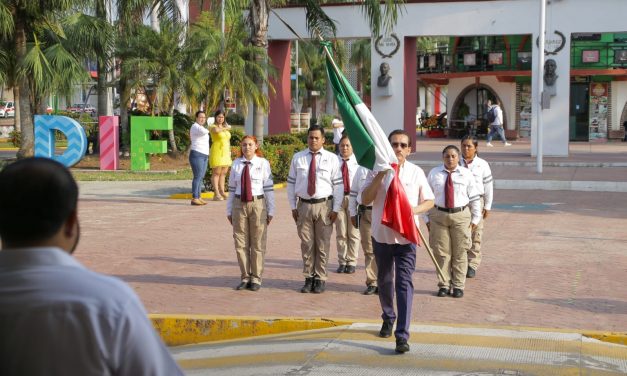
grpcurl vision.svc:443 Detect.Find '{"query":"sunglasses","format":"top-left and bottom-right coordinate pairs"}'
top-left (391, 142), bottom-right (409, 149)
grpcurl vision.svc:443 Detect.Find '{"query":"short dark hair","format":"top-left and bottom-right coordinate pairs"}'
top-left (195, 110), bottom-right (205, 118)
top-left (214, 109), bottom-right (225, 118)
top-left (388, 129), bottom-right (411, 146)
top-left (443, 145), bottom-right (460, 155)
top-left (0, 158), bottom-right (78, 245)
top-left (460, 135), bottom-right (478, 148)
top-left (307, 124), bottom-right (325, 136)
top-left (340, 132), bottom-right (350, 142)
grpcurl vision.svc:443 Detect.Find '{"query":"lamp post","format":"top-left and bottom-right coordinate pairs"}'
top-left (536, 0), bottom-right (546, 174)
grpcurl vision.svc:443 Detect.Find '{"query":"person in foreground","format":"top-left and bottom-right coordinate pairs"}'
top-left (0, 158), bottom-right (183, 376)
top-left (360, 130), bottom-right (434, 354)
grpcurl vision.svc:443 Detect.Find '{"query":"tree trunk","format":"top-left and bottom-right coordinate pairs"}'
top-left (249, 0), bottom-right (269, 144)
top-left (119, 78), bottom-right (130, 155)
top-left (15, 18), bottom-right (34, 158)
top-left (13, 86), bottom-right (21, 132)
top-left (97, 59), bottom-right (108, 117)
top-left (168, 106), bottom-right (178, 155)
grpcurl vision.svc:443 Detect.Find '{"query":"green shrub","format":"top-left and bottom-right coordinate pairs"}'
top-left (264, 133), bottom-right (305, 148)
top-left (226, 113), bottom-right (245, 125)
top-left (9, 130), bottom-right (21, 148)
top-left (318, 113), bottom-right (335, 129)
top-left (229, 128), bottom-right (245, 147)
top-left (173, 112), bottom-right (193, 151)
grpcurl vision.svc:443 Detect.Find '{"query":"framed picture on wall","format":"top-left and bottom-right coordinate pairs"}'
top-left (463, 53), bottom-right (476, 66)
top-left (488, 52), bottom-right (503, 65)
top-left (582, 50), bottom-right (600, 63)
top-left (614, 49), bottom-right (627, 64)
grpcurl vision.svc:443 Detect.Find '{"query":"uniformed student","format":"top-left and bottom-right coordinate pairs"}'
top-left (349, 164), bottom-right (378, 295)
top-left (426, 145), bottom-right (481, 299)
top-left (335, 135), bottom-right (360, 274)
top-left (226, 135), bottom-right (275, 291)
top-left (287, 124), bottom-right (343, 294)
top-left (460, 135), bottom-right (493, 278)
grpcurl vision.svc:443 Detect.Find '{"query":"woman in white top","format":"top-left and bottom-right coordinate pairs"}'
top-left (226, 135), bottom-right (275, 291)
top-left (189, 111), bottom-right (209, 206)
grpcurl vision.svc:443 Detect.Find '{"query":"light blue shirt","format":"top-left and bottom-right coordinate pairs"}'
top-left (0, 247), bottom-right (183, 376)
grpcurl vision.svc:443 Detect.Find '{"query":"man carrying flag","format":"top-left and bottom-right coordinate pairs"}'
top-left (361, 130), bottom-right (434, 354)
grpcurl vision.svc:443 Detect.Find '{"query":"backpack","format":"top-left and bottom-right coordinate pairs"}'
top-left (487, 106), bottom-right (497, 123)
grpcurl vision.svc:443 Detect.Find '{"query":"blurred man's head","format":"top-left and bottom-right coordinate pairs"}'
top-left (0, 158), bottom-right (80, 252)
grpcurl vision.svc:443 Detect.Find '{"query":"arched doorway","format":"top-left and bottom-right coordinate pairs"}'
top-left (450, 84), bottom-right (505, 138)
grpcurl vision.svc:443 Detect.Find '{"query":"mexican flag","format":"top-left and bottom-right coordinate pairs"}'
top-left (324, 44), bottom-right (420, 245)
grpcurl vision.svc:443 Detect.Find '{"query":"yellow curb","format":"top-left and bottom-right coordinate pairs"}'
top-left (169, 182), bottom-right (287, 200)
top-left (149, 314), bottom-right (352, 346)
top-left (583, 332), bottom-right (627, 346)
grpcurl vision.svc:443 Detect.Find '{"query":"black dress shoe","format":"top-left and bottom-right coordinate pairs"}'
top-left (437, 288), bottom-right (449, 297)
top-left (249, 283), bottom-right (261, 291)
top-left (336, 265), bottom-right (346, 273)
top-left (312, 279), bottom-right (325, 293)
top-left (236, 281), bottom-right (249, 290)
top-left (379, 319), bottom-right (393, 338)
top-left (344, 265), bottom-right (356, 274)
top-left (452, 288), bottom-right (464, 298)
top-left (300, 277), bottom-right (313, 293)
top-left (395, 338), bottom-right (410, 353)
top-left (466, 267), bottom-right (476, 278)
top-left (364, 285), bottom-right (377, 295)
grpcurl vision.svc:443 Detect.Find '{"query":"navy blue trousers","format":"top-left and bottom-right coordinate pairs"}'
top-left (372, 238), bottom-right (416, 341)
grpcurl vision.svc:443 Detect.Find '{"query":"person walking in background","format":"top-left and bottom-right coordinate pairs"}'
top-left (189, 110), bottom-right (209, 206)
top-left (426, 145), bottom-right (482, 299)
top-left (209, 110), bottom-right (232, 201)
top-left (360, 130), bottom-right (434, 354)
top-left (460, 136), bottom-right (493, 279)
top-left (287, 125), bottom-right (343, 294)
top-left (227, 136), bottom-right (275, 292)
top-left (335, 135), bottom-right (360, 274)
top-left (331, 116), bottom-right (344, 154)
top-left (349, 164), bottom-right (378, 295)
top-left (0, 158), bottom-right (183, 376)
top-left (485, 99), bottom-right (511, 147)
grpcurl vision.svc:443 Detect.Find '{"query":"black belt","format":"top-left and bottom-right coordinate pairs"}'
top-left (436, 205), bottom-right (466, 213)
top-left (358, 204), bottom-right (373, 211)
top-left (299, 196), bottom-right (333, 204)
top-left (235, 194), bottom-right (264, 200)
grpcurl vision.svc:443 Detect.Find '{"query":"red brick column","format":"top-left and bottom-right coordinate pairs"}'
top-left (268, 40), bottom-right (291, 135)
top-left (404, 37), bottom-right (417, 147)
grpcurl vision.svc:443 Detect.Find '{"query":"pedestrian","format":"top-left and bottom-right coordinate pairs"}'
top-left (460, 135), bottom-right (493, 278)
top-left (227, 135), bottom-right (275, 291)
top-left (189, 110), bottom-right (209, 206)
top-left (426, 145), bottom-right (482, 299)
top-left (0, 158), bottom-right (183, 376)
top-left (287, 124), bottom-right (343, 294)
top-left (209, 109), bottom-right (232, 200)
top-left (360, 130), bottom-right (434, 354)
top-left (331, 116), bottom-right (344, 154)
top-left (485, 99), bottom-right (511, 147)
top-left (349, 164), bottom-right (378, 295)
top-left (335, 134), bottom-right (360, 274)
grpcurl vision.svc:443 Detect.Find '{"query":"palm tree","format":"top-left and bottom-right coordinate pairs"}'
top-left (349, 39), bottom-right (371, 100)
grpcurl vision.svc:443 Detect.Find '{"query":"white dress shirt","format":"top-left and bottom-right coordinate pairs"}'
top-left (0, 247), bottom-right (183, 376)
top-left (362, 161), bottom-right (435, 245)
top-left (461, 155), bottom-right (494, 211)
top-left (426, 164), bottom-right (482, 225)
top-left (287, 148), bottom-right (343, 212)
top-left (226, 156), bottom-right (275, 216)
top-left (349, 165), bottom-right (371, 217)
top-left (190, 122), bottom-right (209, 155)
top-left (338, 154), bottom-right (359, 195)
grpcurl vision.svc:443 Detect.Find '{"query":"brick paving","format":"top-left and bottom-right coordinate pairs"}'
top-left (76, 139), bottom-right (627, 332)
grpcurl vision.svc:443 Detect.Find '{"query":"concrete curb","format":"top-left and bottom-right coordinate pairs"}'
top-left (169, 183), bottom-right (287, 200)
top-left (150, 315), bottom-right (627, 347)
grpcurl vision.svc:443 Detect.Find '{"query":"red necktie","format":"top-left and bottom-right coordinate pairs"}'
top-left (307, 152), bottom-right (317, 196)
top-left (241, 161), bottom-right (253, 202)
top-left (342, 160), bottom-right (350, 194)
top-left (445, 171), bottom-right (455, 208)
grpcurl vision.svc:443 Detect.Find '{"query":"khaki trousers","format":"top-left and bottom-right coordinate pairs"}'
top-left (335, 196), bottom-right (361, 266)
top-left (297, 199), bottom-right (334, 281)
top-left (358, 208), bottom-right (377, 287)
top-left (232, 198), bottom-right (267, 284)
top-left (468, 199), bottom-right (485, 271)
top-left (429, 208), bottom-right (471, 290)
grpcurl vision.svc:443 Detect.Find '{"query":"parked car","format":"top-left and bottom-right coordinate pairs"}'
top-left (0, 101), bottom-right (14, 118)
top-left (67, 103), bottom-right (96, 115)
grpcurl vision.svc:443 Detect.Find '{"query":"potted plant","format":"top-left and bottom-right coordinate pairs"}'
top-left (425, 114), bottom-right (446, 138)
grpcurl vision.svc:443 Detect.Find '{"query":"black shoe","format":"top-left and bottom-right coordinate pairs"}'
top-left (236, 281), bottom-right (249, 290)
top-left (249, 283), bottom-right (261, 291)
top-left (364, 285), bottom-right (377, 295)
top-left (437, 288), bottom-right (449, 297)
top-left (452, 288), bottom-right (464, 298)
top-left (379, 319), bottom-right (393, 338)
top-left (312, 279), bottom-right (325, 293)
top-left (344, 265), bottom-right (356, 274)
top-left (395, 338), bottom-right (410, 353)
top-left (300, 277), bottom-right (313, 293)
top-left (336, 265), bottom-right (346, 273)
top-left (466, 267), bottom-right (476, 278)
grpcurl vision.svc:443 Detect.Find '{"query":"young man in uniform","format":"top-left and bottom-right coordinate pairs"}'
top-left (335, 135), bottom-right (361, 274)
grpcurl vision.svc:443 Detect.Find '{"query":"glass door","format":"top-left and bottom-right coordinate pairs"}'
top-left (569, 83), bottom-right (589, 141)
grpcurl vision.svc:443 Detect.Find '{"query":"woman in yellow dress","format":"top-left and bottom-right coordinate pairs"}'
top-left (209, 110), bottom-right (232, 200)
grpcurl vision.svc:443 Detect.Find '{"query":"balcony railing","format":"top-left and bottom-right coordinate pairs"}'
top-left (418, 47), bottom-right (532, 74)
